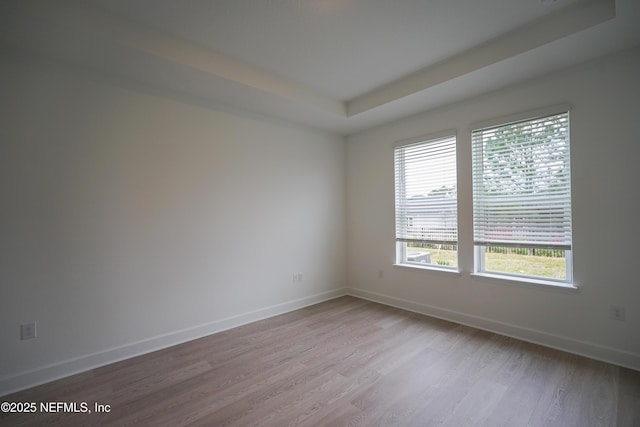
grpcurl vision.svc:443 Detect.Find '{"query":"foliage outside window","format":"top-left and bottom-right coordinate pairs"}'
top-left (471, 110), bottom-right (573, 283)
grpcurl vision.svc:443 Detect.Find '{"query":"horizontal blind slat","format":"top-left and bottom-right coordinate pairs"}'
top-left (395, 134), bottom-right (457, 246)
top-left (472, 111), bottom-right (572, 248)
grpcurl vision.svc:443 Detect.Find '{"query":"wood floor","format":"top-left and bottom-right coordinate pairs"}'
top-left (2, 296), bottom-right (639, 427)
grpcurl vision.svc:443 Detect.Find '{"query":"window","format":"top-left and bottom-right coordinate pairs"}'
top-left (471, 109), bottom-right (573, 283)
top-left (394, 133), bottom-right (458, 269)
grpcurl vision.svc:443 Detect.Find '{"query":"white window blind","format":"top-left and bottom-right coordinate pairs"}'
top-left (394, 134), bottom-right (457, 246)
top-left (472, 112), bottom-right (572, 250)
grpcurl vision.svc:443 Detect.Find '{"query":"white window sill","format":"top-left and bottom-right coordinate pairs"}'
top-left (394, 263), bottom-right (461, 277)
top-left (470, 272), bottom-right (578, 292)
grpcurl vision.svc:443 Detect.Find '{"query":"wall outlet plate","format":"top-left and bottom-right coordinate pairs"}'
top-left (21, 322), bottom-right (37, 340)
top-left (609, 305), bottom-right (626, 321)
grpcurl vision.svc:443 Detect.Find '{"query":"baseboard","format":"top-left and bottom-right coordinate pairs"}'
top-left (0, 288), bottom-right (348, 397)
top-left (5, 286), bottom-right (636, 396)
top-left (346, 287), bottom-right (640, 372)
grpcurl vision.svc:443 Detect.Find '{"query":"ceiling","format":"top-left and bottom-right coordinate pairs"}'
top-left (2, 0), bottom-right (639, 135)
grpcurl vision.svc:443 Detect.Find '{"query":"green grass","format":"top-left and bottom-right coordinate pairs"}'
top-left (484, 252), bottom-right (566, 279)
top-left (408, 246), bottom-right (457, 268)
top-left (407, 246), bottom-right (566, 279)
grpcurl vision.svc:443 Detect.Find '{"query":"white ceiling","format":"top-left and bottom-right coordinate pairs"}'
top-left (86, 0), bottom-right (588, 100)
top-left (2, 0), bottom-right (640, 135)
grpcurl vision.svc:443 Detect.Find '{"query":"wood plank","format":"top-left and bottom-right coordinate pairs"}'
top-left (1, 296), bottom-right (638, 427)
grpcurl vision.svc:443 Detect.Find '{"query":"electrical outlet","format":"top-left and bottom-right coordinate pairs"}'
top-left (378, 269), bottom-right (384, 278)
top-left (292, 272), bottom-right (303, 283)
top-left (21, 322), bottom-right (37, 340)
top-left (609, 305), bottom-right (626, 321)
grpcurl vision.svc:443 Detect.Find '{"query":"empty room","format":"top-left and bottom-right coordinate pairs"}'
top-left (1, 0), bottom-right (639, 425)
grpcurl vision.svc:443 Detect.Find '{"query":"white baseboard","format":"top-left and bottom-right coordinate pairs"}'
top-left (4, 286), bottom-right (637, 396)
top-left (0, 288), bottom-right (348, 397)
top-left (346, 287), bottom-right (640, 372)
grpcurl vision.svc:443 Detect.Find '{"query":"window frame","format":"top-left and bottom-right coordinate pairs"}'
top-left (470, 105), bottom-right (574, 286)
top-left (393, 130), bottom-right (459, 272)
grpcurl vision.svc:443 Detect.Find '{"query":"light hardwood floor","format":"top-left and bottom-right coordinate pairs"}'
top-left (2, 296), bottom-right (639, 426)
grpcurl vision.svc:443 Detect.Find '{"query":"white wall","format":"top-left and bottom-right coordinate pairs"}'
top-left (0, 58), bottom-right (346, 394)
top-left (346, 46), bottom-right (640, 370)
top-left (2, 40), bottom-right (638, 398)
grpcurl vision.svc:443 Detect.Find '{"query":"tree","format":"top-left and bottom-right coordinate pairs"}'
top-left (473, 113), bottom-right (570, 249)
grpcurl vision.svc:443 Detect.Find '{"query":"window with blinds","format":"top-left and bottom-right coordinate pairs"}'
top-left (471, 110), bottom-right (572, 282)
top-left (394, 133), bottom-right (458, 269)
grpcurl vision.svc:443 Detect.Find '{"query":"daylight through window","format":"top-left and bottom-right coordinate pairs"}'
top-left (394, 133), bottom-right (458, 269)
top-left (471, 111), bottom-right (573, 283)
